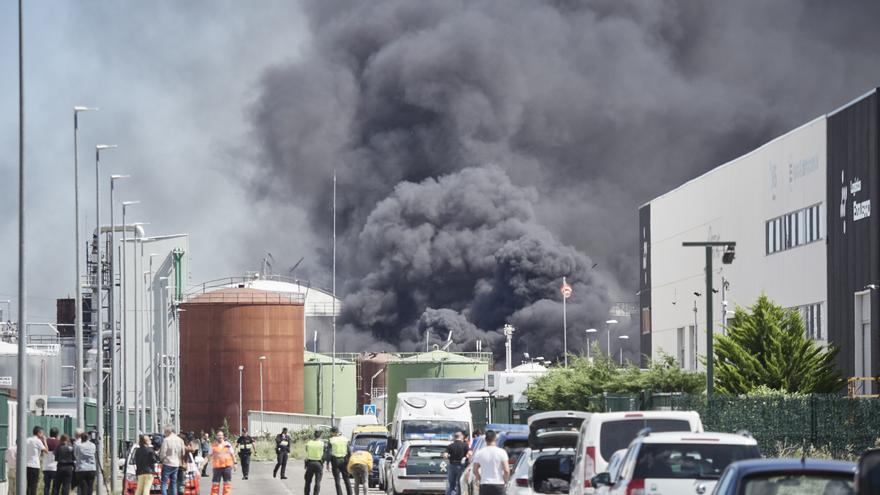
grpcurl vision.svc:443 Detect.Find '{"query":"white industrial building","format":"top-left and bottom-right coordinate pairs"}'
top-left (639, 88), bottom-right (879, 390)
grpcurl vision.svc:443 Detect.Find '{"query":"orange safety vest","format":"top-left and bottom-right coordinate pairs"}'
top-left (212, 441), bottom-right (235, 469)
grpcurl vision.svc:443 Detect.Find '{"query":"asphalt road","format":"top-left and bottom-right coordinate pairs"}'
top-left (198, 460), bottom-right (383, 495)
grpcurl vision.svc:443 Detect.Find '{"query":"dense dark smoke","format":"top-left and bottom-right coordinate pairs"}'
top-left (250, 0), bottom-right (880, 358)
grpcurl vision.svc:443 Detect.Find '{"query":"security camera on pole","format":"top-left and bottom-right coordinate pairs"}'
top-left (560, 278), bottom-right (573, 367)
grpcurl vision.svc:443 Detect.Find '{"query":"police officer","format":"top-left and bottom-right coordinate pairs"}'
top-left (327, 427), bottom-right (353, 495)
top-left (304, 430), bottom-right (326, 495)
top-left (274, 427), bottom-right (291, 479)
top-left (236, 429), bottom-right (255, 480)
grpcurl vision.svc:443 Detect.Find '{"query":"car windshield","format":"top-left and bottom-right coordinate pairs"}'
top-left (402, 421), bottom-right (469, 440)
top-left (742, 473), bottom-right (855, 495)
top-left (353, 435), bottom-right (386, 447)
top-left (503, 439), bottom-right (529, 463)
top-left (633, 443), bottom-right (760, 480)
top-left (599, 419), bottom-right (691, 461)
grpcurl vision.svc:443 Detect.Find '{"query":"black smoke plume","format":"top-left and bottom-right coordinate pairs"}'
top-left (251, 0), bottom-right (880, 358)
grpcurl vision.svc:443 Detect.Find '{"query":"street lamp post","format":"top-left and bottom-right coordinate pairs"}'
top-left (618, 335), bottom-right (630, 366)
top-left (108, 174), bottom-right (128, 494)
top-left (239, 365), bottom-right (244, 434)
top-left (682, 241), bottom-right (736, 398)
top-left (584, 328), bottom-right (597, 360)
top-left (259, 355), bottom-right (267, 435)
top-left (73, 105), bottom-right (97, 428)
top-left (605, 319), bottom-right (618, 356)
top-left (95, 144), bottom-right (117, 494)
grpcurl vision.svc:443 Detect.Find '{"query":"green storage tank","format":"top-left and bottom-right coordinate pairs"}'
top-left (303, 351), bottom-right (357, 417)
top-left (385, 350), bottom-right (491, 416)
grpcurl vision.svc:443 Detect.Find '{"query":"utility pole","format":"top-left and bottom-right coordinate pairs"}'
top-left (682, 241), bottom-right (736, 398)
top-left (16, 2), bottom-right (28, 492)
top-left (331, 169), bottom-right (337, 425)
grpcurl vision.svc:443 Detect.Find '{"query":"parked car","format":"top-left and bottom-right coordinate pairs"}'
top-left (353, 426), bottom-right (389, 452)
top-left (369, 439), bottom-right (388, 488)
top-left (504, 411), bottom-right (590, 495)
top-left (593, 450), bottom-right (627, 495)
top-left (123, 444), bottom-right (201, 495)
top-left (462, 429), bottom-right (527, 495)
top-left (711, 458), bottom-right (856, 495)
top-left (385, 440), bottom-right (450, 495)
top-left (595, 431), bottom-right (760, 495)
top-left (570, 411), bottom-right (703, 495)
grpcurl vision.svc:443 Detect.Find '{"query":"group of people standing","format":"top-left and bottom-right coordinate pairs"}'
top-left (445, 430), bottom-right (510, 495)
top-left (6, 426), bottom-right (98, 495)
top-left (302, 426), bottom-right (368, 495)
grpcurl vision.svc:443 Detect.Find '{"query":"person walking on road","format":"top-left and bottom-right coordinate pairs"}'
top-left (236, 429), bottom-right (255, 480)
top-left (52, 435), bottom-right (75, 495)
top-left (203, 431), bottom-right (236, 495)
top-left (274, 428), bottom-right (291, 479)
top-left (304, 430), bottom-right (326, 495)
top-left (471, 431), bottom-right (509, 495)
top-left (443, 431), bottom-right (470, 495)
top-left (42, 427), bottom-right (59, 495)
top-left (200, 432), bottom-right (211, 477)
top-left (74, 432), bottom-right (97, 495)
top-left (327, 427), bottom-right (353, 495)
top-left (347, 449), bottom-right (373, 495)
top-left (26, 426), bottom-right (48, 495)
top-left (159, 426), bottom-right (186, 495)
top-left (134, 434), bottom-right (159, 495)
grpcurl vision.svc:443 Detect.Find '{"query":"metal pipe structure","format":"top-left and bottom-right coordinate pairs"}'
top-left (16, 2), bottom-right (27, 492)
top-left (108, 174), bottom-right (128, 493)
top-left (584, 328), bottom-right (597, 360)
top-left (158, 277), bottom-right (169, 427)
top-left (145, 262), bottom-right (157, 432)
top-left (135, 236), bottom-right (144, 432)
top-left (331, 170), bottom-right (337, 425)
top-left (73, 106), bottom-right (97, 428)
top-left (605, 319), bottom-right (618, 356)
top-left (121, 205), bottom-right (140, 442)
top-left (95, 144), bottom-right (116, 494)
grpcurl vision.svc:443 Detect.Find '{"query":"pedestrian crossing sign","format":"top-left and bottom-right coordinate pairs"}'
top-left (363, 404), bottom-right (377, 416)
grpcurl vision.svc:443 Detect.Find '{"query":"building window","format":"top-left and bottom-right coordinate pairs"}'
top-left (766, 203), bottom-right (822, 255)
top-left (792, 302), bottom-right (823, 340)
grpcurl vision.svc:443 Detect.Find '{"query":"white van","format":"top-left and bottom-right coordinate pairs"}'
top-left (387, 392), bottom-right (473, 453)
top-left (338, 414), bottom-right (380, 440)
top-left (569, 411), bottom-right (703, 495)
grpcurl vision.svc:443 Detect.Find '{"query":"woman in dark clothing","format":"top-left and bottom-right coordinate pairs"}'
top-left (134, 434), bottom-right (159, 495)
top-left (52, 435), bottom-right (75, 495)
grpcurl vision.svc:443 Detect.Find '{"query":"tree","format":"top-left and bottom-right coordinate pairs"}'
top-left (525, 351), bottom-right (704, 411)
top-left (714, 294), bottom-right (844, 394)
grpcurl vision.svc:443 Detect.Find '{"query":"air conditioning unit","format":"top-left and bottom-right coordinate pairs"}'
top-left (29, 395), bottom-right (48, 416)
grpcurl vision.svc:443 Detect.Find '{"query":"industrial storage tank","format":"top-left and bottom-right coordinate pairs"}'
top-left (180, 288), bottom-right (304, 433)
top-left (384, 349), bottom-right (491, 417)
top-left (356, 352), bottom-right (396, 411)
top-left (303, 351), bottom-right (357, 417)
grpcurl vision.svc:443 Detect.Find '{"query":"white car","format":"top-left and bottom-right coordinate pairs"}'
top-left (386, 440), bottom-right (451, 495)
top-left (598, 431), bottom-right (761, 495)
top-left (570, 411), bottom-right (703, 495)
top-left (505, 411), bottom-right (589, 495)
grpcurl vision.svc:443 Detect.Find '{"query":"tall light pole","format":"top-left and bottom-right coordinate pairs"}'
top-left (259, 355), bottom-right (267, 435)
top-left (239, 365), bottom-right (244, 434)
top-left (560, 278), bottom-right (572, 367)
top-left (331, 170), bottom-right (337, 425)
top-left (605, 319), bottom-right (618, 356)
top-left (121, 204), bottom-right (139, 440)
top-left (108, 174), bottom-right (128, 494)
top-left (16, 2), bottom-right (28, 492)
top-left (73, 105), bottom-right (97, 429)
top-left (584, 328), bottom-right (597, 360)
top-left (682, 241), bottom-right (736, 398)
top-left (618, 335), bottom-right (630, 366)
top-left (95, 144), bottom-right (117, 494)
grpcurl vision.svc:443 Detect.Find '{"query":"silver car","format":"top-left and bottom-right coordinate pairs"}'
top-left (386, 440), bottom-right (451, 495)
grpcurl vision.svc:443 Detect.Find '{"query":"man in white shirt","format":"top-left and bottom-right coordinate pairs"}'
top-left (471, 431), bottom-right (509, 495)
top-left (158, 426), bottom-right (186, 495)
top-left (26, 427), bottom-right (48, 495)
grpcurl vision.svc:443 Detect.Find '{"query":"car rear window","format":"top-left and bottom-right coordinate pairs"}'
top-left (502, 439), bottom-right (529, 462)
top-left (599, 419), bottom-right (691, 461)
top-left (742, 473), bottom-right (854, 495)
top-left (633, 443), bottom-right (760, 480)
top-left (353, 434), bottom-right (386, 447)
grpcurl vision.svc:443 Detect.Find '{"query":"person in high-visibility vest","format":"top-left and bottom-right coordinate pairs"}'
top-left (304, 430), bottom-right (327, 495)
top-left (347, 449), bottom-right (373, 495)
top-left (327, 427), bottom-right (353, 495)
top-left (202, 431), bottom-right (237, 495)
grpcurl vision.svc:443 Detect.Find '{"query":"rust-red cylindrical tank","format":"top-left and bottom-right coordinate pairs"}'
top-left (180, 288), bottom-right (304, 433)
top-left (357, 352), bottom-right (396, 410)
